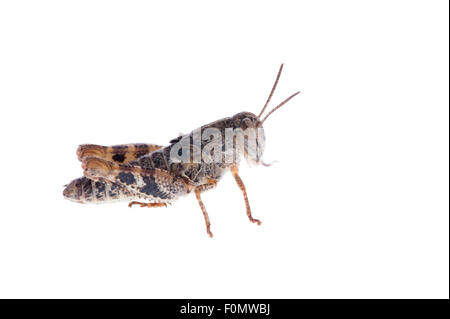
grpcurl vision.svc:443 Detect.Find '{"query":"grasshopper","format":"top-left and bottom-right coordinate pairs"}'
top-left (64, 64), bottom-right (300, 237)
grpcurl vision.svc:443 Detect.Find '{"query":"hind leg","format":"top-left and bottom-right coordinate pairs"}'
top-left (194, 188), bottom-right (213, 238)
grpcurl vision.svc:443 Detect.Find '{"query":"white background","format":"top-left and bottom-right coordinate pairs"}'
top-left (0, 1), bottom-right (448, 299)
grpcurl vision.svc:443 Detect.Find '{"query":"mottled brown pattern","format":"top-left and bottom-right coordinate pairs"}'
top-left (63, 176), bottom-right (137, 204)
top-left (81, 156), bottom-right (189, 204)
top-left (65, 143), bottom-right (163, 203)
top-left (64, 64), bottom-right (300, 237)
top-left (77, 143), bottom-right (162, 164)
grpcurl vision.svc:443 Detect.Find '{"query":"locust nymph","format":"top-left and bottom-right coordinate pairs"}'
top-left (64, 64), bottom-right (300, 237)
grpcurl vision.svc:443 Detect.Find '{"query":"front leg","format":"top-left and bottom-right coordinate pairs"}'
top-left (230, 164), bottom-right (261, 225)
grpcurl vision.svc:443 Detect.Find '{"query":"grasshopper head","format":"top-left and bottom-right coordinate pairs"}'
top-left (230, 64), bottom-right (300, 166)
top-left (230, 112), bottom-right (266, 166)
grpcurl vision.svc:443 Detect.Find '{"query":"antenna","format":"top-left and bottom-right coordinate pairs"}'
top-left (257, 64), bottom-right (284, 119)
top-left (257, 64), bottom-right (300, 126)
top-left (258, 91), bottom-right (300, 126)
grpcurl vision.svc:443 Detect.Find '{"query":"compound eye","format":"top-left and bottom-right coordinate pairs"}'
top-left (242, 118), bottom-right (253, 129)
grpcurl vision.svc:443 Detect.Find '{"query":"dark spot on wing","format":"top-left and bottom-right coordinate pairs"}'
top-left (140, 175), bottom-right (169, 199)
top-left (112, 154), bottom-right (126, 163)
top-left (118, 172), bottom-right (136, 185)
